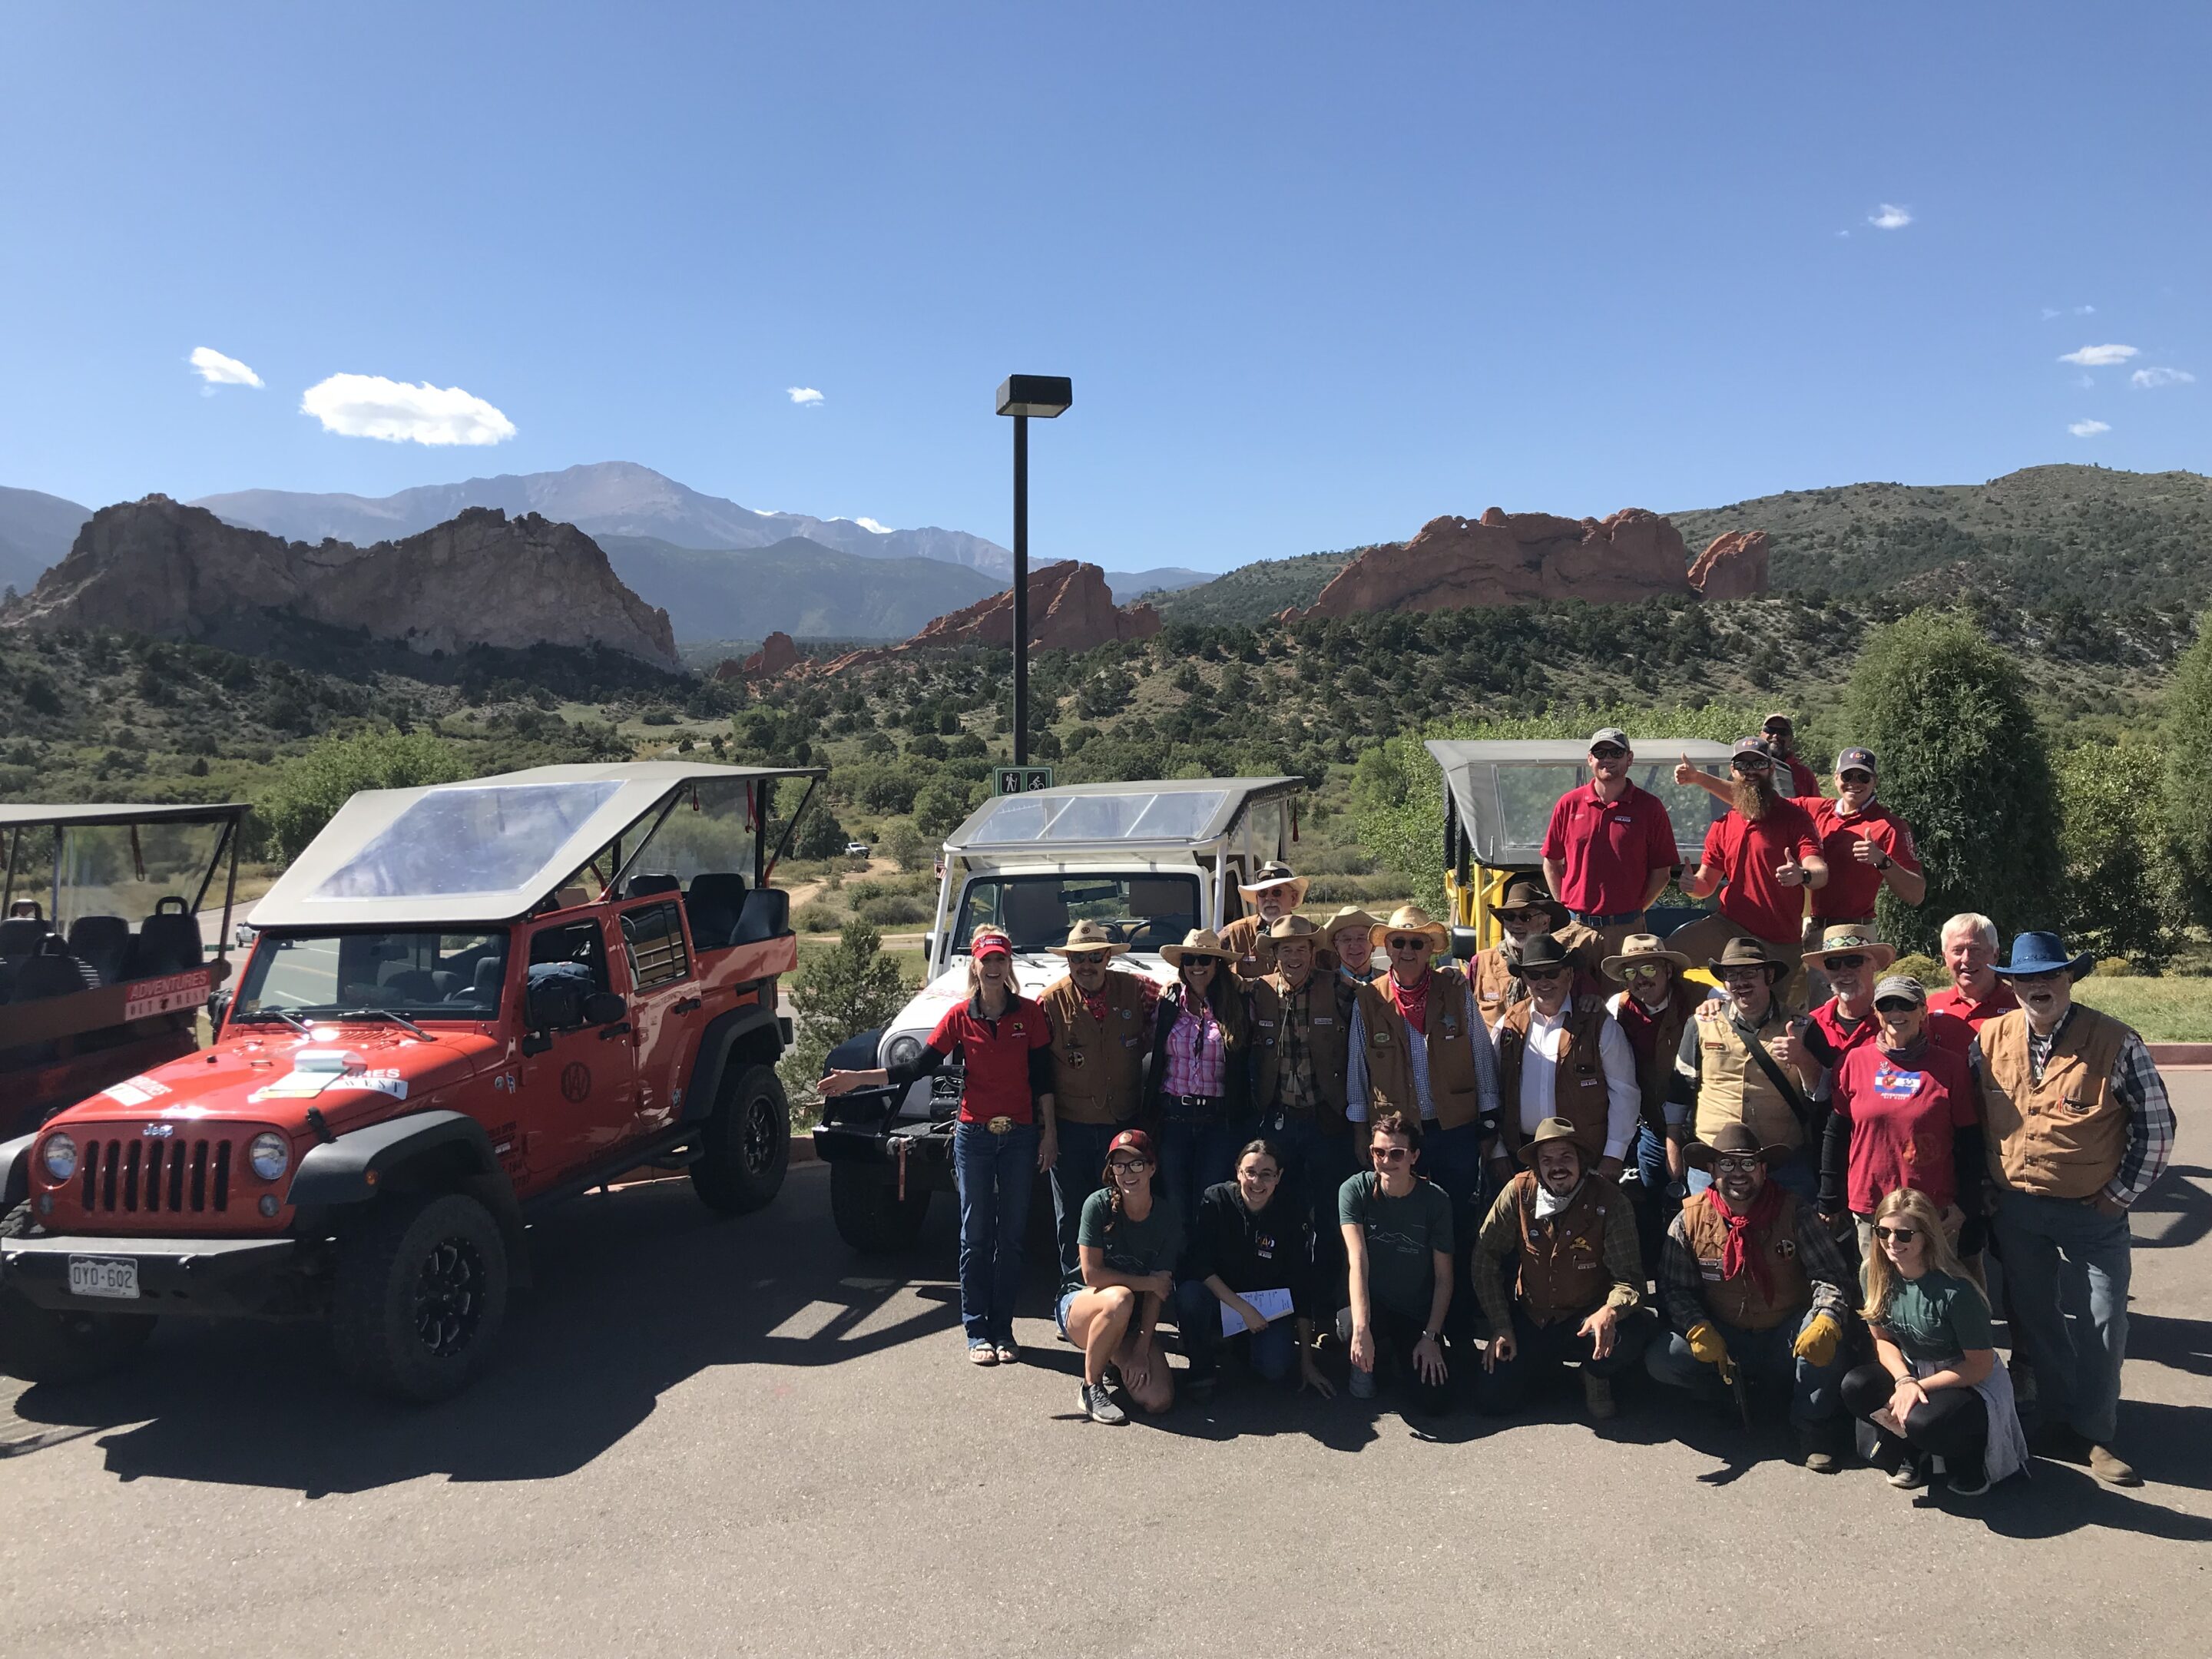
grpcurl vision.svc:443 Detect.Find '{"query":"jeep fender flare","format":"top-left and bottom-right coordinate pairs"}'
top-left (682, 1005), bottom-right (784, 1125)
top-left (0, 1132), bottom-right (34, 1214)
top-left (286, 1111), bottom-right (532, 1287)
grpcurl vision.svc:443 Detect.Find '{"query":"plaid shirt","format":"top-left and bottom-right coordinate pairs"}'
top-left (1470, 1176), bottom-right (1644, 1334)
top-left (1162, 996), bottom-right (1228, 1098)
top-left (1657, 1194), bottom-right (1853, 1333)
top-left (2027, 1006), bottom-right (2177, 1208)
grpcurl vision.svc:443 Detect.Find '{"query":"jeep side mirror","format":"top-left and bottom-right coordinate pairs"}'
top-left (582, 990), bottom-right (628, 1026)
top-left (922, 931), bottom-right (938, 962)
top-left (1449, 926), bottom-right (1480, 962)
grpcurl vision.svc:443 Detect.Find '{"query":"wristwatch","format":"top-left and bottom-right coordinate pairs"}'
top-left (1420, 1330), bottom-right (1441, 1344)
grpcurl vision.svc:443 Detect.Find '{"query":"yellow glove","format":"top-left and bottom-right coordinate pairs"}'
top-left (1684, 1320), bottom-right (1730, 1369)
top-left (1793, 1313), bottom-right (1842, 1367)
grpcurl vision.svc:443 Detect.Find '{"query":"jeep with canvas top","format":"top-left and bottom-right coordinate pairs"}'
top-left (0, 760), bottom-right (822, 1399)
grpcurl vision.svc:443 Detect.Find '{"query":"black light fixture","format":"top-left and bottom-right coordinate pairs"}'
top-left (995, 375), bottom-right (1073, 766)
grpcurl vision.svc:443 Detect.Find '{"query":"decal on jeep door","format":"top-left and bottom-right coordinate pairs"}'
top-left (560, 1062), bottom-right (592, 1102)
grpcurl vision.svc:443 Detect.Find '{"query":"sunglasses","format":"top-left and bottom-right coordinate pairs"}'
top-left (1591, 747), bottom-right (1627, 761)
top-left (1875, 1226), bottom-right (1919, 1243)
top-left (1372, 1146), bottom-right (1412, 1164)
top-left (1386, 936), bottom-right (1430, 952)
top-left (1874, 998), bottom-right (1921, 1014)
top-left (1521, 965), bottom-right (1568, 982)
top-left (1711, 1155), bottom-right (1762, 1174)
top-left (1822, 954), bottom-right (1867, 972)
top-left (1624, 962), bottom-right (1669, 980)
top-left (1108, 1157), bottom-right (1151, 1173)
top-left (1730, 759), bottom-right (1772, 773)
top-left (1839, 770), bottom-right (1873, 785)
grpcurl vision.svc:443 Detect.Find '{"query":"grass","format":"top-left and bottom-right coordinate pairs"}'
top-left (2071, 976), bottom-right (2212, 1042)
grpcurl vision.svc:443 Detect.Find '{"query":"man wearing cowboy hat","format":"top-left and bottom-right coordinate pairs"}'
top-left (1800, 925), bottom-right (1972, 1071)
top-left (1602, 932), bottom-right (1710, 1253)
top-left (1541, 727), bottom-right (1681, 962)
top-left (1979, 931), bottom-right (2175, 1485)
top-left (1671, 737), bottom-right (1826, 1011)
top-left (1470, 1117), bottom-right (1653, 1421)
top-left (1347, 906), bottom-right (1503, 1243)
top-left (1666, 936), bottom-right (1822, 1204)
top-left (1222, 861), bottom-right (1323, 981)
top-left (1646, 1122), bottom-right (1856, 1469)
top-left (1488, 932), bottom-right (1641, 1188)
top-left (1469, 874), bottom-right (1602, 1027)
top-left (1251, 915), bottom-right (1358, 1243)
top-left (1325, 906), bottom-right (1382, 985)
top-left (1040, 919), bottom-right (1160, 1283)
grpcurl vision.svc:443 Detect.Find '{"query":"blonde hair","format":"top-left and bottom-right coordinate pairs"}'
top-left (1859, 1187), bottom-right (1979, 1324)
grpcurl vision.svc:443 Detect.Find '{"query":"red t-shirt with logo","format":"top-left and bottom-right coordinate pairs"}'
top-left (1927, 981), bottom-right (2019, 1033)
top-left (1797, 797), bottom-right (1920, 922)
top-left (1541, 781), bottom-right (1680, 916)
top-left (1701, 800), bottom-right (1823, 942)
top-left (1831, 1040), bottom-right (1979, 1214)
top-left (928, 994), bottom-right (1051, 1125)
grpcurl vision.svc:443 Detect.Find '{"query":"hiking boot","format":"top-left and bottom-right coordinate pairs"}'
top-left (1887, 1457), bottom-right (1929, 1490)
top-left (1582, 1371), bottom-right (1617, 1422)
top-left (1349, 1365), bottom-right (1378, 1400)
top-left (1803, 1449), bottom-right (1840, 1474)
top-left (1083, 1381), bottom-right (1128, 1426)
top-left (2088, 1444), bottom-right (2140, 1487)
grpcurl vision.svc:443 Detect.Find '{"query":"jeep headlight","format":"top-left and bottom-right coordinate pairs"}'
top-left (247, 1131), bottom-right (291, 1181)
top-left (882, 1033), bottom-right (924, 1073)
top-left (40, 1131), bottom-right (78, 1182)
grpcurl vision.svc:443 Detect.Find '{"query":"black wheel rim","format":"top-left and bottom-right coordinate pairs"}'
top-left (412, 1236), bottom-right (487, 1359)
top-left (740, 1091), bottom-right (781, 1176)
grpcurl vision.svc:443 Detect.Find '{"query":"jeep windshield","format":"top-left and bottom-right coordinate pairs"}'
top-left (233, 930), bottom-right (510, 1020)
top-left (954, 873), bottom-right (1199, 955)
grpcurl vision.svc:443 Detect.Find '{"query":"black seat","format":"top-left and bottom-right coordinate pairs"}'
top-left (731, 889), bottom-right (790, 946)
top-left (0, 916), bottom-right (49, 965)
top-left (625, 873), bottom-right (680, 899)
top-left (136, 897), bottom-right (204, 975)
top-left (68, 915), bottom-right (133, 985)
top-left (449, 955), bottom-right (506, 1008)
top-left (684, 873), bottom-right (749, 949)
top-left (13, 936), bottom-right (100, 1000)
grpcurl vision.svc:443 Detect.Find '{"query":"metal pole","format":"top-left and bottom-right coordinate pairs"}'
top-left (1012, 412), bottom-right (1028, 767)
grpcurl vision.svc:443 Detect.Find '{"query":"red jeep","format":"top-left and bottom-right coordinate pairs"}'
top-left (0, 760), bottom-right (822, 1400)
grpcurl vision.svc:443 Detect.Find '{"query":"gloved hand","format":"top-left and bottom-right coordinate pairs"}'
top-left (1793, 1312), bottom-right (1842, 1366)
top-left (1684, 1320), bottom-right (1730, 1369)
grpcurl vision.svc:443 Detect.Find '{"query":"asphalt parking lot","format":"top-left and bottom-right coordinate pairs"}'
top-left (7, 1084), bottom-right (2210, 1659)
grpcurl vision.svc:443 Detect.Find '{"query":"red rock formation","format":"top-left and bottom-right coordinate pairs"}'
top-left (906, 560), bottom-right (1161, 651)
top-left (1287, 508), bottom-right (1696, 621)
top-left (732, 631), bottom-right (803, 678)
top-left (1686, 530), bottom-right (1770, 600)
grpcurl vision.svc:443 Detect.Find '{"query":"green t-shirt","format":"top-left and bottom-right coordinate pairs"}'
top-left (1878, 1270), bottom-right (1993, 1365)
top-left (1338, 1171), bottom-right (1454, 1320)
top-left (1068, 1187), bottom-right (1185, 1294)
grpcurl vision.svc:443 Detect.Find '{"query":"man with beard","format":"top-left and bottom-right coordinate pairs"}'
top-left (1760, 713), bottom-right (1823, 800)
top-left (1671, 738), bottom-right (1826, 1009)
top-left (1471, 1117), bottom-right (1653, 1421)
top-left (1222, 862), bottom-right (1316, 981)
top-left (1928, 912), bottom-right (2020, 1033)
top-left (1488, 932), bottom-right (1641, 1187)
top-left (1541, 727), bottom-right (1681, 962)
top-left (1039, 919), bottom-right (1158, 1282)
top-left (1469, 875), bottom-right (1601, 1028)
top-left (1667, 937), bottom-right (1823, 1203)
top-left (1645, 1122), bottom-right (1856, 1469)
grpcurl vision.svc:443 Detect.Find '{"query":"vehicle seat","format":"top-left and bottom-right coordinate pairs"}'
top-left (449, 955), bottom-right (506, 1007)
top-left (136, 897), bottom-right (204, 975)
top-left (684, 873), bottom-right (749, 949)
top-left (731, 888), bottom-right (790, 945)
top-left (12, 936), bottom-right (101, 1000)
top-left (380, 969), bottom-right (439, 1003)
top-left (0, 916), bottom-right (51, 965)
top-left (625, 873), bottom-right (680, 899)
top-left (1002, 885), bottom-right (1069, 949)
top-left (67, 915), bottom-right (133, 985)
top-left (554, 886), bottom-right (591, 910)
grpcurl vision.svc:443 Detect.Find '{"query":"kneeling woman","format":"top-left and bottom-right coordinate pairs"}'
top-left (1842, 1188), bottom-right (2028, 1495)
top-left (1176, 1139), bottom-right (1333, 1399)
top-left (1061, 1129), bottom-right (1184, 1424)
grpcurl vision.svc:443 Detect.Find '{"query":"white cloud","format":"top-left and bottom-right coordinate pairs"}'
top-left (2131, 366), bottom-right (2196, 389)
top-left (2041, 307), bottom-right (2061, 320)
top-left (300, 373), bottom-right (515, 445)
top-left (1868, 204), bottom-right (1912, 230)
top-left (2076, 373), bottom-right (2096, 389)
top-left (2076, 304), bottom-right (2096, 315)
top-left (189, 346), bottom-right (262, 387)
top-left (2058, 343), bottom-right (2137, 366)
top-left (786, 386), bottom-right (824, 406)
top-left (2068, 419), bottom-right (2111, 437)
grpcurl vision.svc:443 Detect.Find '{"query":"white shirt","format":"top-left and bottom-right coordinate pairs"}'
top-left (1498, 998), bottom-right (1641, 1161)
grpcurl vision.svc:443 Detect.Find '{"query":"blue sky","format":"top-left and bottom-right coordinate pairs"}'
top-left (4, 2), bottom-right (2206, 571)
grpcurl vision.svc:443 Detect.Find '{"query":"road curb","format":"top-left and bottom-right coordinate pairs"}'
top-left (2147, 1044), bottom-right (2212, 1066)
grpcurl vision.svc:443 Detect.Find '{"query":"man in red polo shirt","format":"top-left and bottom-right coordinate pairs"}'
top-left (1541, 727), bottom-right (1681, 962)
top-left (1927, 912), bottom-right (2020, 1031)
top-left (1671, 738), bottom-right (1826, 1009)
top-left (1761, 713), bottom-right (1823, 800)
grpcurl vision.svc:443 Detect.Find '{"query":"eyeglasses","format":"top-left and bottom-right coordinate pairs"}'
top-left (1108, 1157), bottom-right (1151, 1173)
top-left (1241, 1166), bottom-right (1282, 1182)
top-left (1386, 936), bottom-right (1429, 952)
top-left (1710, 1155), bottom-right (1762, 1174)
top-left (1372, 1146), bottom-right (1412, 1164)
top-left (1721, 968), bottom-right (1767, 983)
top-left (1874, 1226), bottom-right (1919, 1243)
top-left (1822, 954), bottom-right (1867, 972)
top-left (1495, 911), bottom-right (1538, 926)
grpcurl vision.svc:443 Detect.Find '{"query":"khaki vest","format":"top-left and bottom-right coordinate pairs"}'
top-left (1680, 1190), bottom-right (1812, 1331)
top-left (1473, 945), bottom-right (1521, 1025)
top-left (1981, 1005), bottom-right (2132, 1200)
top-left (1252, 972), bottom-right (1350, 1132)
top-left (1356, 969), bottom-right (1484, 1131)
top-left (1611, 982), bottom-right (1706, 1123)
top-left (1041, 972), bottom-right (1150, 1126)
top-left (1511, 1170), bottom-right (1618, 1326)
top-left (1495, 994), bottom-right (1614, 1158)
top-left (1690, 999), bottom-right (1815, 1153)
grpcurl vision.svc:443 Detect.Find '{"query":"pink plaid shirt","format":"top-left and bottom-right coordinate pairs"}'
top-left (1163, 995), bottom-right (1228, 1098)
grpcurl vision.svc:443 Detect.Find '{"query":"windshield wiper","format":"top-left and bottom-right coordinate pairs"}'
top-left (237, 1008), bottom-right (313, 1036)
top-left (336, 1008), bottom-right (434, 1041)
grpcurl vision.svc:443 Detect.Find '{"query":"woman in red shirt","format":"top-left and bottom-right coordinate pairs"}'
top-left (823, 928), bottom-right (1058, 1364)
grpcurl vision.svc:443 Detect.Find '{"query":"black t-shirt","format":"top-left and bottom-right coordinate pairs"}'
top-left (1188, 1181), bottom-right (1313, 1312)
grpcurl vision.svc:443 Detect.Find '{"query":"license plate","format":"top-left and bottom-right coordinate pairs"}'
top-left (67, 1256), bottom-right (140, 1300)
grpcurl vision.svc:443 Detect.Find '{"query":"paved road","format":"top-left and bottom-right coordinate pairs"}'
top-left (7, 1084), bottom-right (2210, 1658)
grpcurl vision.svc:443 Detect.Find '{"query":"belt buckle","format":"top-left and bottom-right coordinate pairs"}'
top-left (986, 1115), bottom-right (1015, 1136)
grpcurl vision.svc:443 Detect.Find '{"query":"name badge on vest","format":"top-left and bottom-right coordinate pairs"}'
top-left (1314, 1016), bottom-right (1334, 1025)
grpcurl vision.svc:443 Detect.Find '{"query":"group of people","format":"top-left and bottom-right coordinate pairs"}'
top-left (818, 718), bottom-right (2177, 1493)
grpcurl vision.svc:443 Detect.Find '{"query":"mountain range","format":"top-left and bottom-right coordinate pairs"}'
top-left (598, 534), bottom-right (1002, 641)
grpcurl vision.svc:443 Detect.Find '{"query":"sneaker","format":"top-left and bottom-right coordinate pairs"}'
top-left (1888, 1458), bottom-right (1929, 1490)
top-left (1349, 1365), bottom-right (1378, 1400)
top-left (1948, 1462), bottom-right (1992, 1496)
top-left (1582, 1371), bottom-right (1617, 1422)
top-left (1083, 1381), bottom-right (1128, 1426)
top-left (967, 1339), bottom-right (998, 1366)
top-left (2088, 1444), bottom-right (2141, 1487)
top-left (1803, 1449), bottom-right (1840, 1474)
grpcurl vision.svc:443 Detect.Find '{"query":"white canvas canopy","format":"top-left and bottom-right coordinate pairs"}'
top-left (944, 777), bottom-right (1301, 855)
top-left (1426, 738), bottom-right (1737, 869)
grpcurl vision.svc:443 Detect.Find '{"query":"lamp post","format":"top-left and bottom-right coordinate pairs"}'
top-left (995, 374), bottom-right (1072, 767)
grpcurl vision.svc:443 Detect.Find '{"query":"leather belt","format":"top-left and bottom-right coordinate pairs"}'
top-left (1572, 910), bottom-right (1644, 927)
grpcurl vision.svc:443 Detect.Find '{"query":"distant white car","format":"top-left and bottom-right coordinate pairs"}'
top-left (843, 841), bottom-right (872, 858)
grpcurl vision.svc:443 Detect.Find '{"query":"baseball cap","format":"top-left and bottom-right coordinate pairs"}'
top-left (1836, 747), bottom-right (1877, 775)
top-left (971, 929), bottom-right (1012, 960)
top-left (1107, 1128), bottom-right (1156, 1160)
top-left (1731, 737), bottom-right (1776, 765)
top-left (1873, 974), bottom-right (1927, 1007)
top-left (1588, 727), bottom-right (1630, 753)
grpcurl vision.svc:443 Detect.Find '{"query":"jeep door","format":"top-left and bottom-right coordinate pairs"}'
top-left (614, 896), bottom-right (698, 1139)
top-left (518, 916), bottom-right (637, 1185)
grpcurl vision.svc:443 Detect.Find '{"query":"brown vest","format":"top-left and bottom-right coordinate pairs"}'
top-left (1981, 1005), bottom-right (2132, 1200)
top-left (1690, 998), bottom-right (1816, 1153)
top-left (1356, 969), bottom-right (1484, 1131)
top-left (1495, 993), bottom-right (1614, 1158)
top-left (1220, 913), bottom-right (1277, 982)
top-left (1680, 1189), bottom-right (1813, 1331)
top-left (1040, 971), bottom-right (1151, 1126)
top-left (1511, 1170), bottom-right (1618, 1326)
top-left (1473, 929), bottom-right (1604, 1025)
top-left (1252, 972), bottom-right (1351, 1132)
top-left (1611, 982), bottom-right (1707, 1124)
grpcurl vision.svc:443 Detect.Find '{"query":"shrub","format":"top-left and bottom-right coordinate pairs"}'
top-left (2055, 740), bottom-right (2186, 969)
top-left (256, 727), bottom-right (465, 860)
top-left (2160, 615), bottom-right (2212, 925)
top-left (780, 919), bottom-right (910, 1106)
top-left (914, 775), bottom-right (982, 838)
top-left (854, 892), bottom-right (930, 926)
top-left (882, 818), bottom-right (929, 873)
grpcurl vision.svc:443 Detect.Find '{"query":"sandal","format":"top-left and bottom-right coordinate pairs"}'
top-left (993, 1341), bottom-right (1021, 1365)
top-left (967, 1339), bottom-right (998, 1366)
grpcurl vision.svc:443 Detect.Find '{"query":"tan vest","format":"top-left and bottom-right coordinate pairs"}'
top-left (1041, 972), bottom-right (1150, 1126)
top-left (1473, 945), bottom-right (1521, 1025)
top-left (1680, 1189), bottom-right (1813, 1331)
top-left (1690, 998), bottom-right (1815, 1153)
top-left (1356, 969), bottom-right (1484, 1131)
top-left (1252, 972), bottom-right (1350, 1132)
top-left (1511, 1170), bottom-right (1618, 1326)
top-left (1495, 993), bottom-right (1613, 1158)
top-left (1981, 1005), bottom-right (2132, 1200)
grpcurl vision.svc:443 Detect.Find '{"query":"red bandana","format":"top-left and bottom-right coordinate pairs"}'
top-left (1707, 1177), bottom-right (1785, 1300)
top-left (1390, 969), bottom-right (1432, 1035)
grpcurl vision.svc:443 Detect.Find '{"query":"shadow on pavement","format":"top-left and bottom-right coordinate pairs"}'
top-left (2134, 1164), bottom-right (2212, 1251)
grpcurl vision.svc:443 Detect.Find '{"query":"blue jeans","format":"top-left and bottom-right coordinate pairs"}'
top-left (953, 1120), bottom-right (1036, 1345)
top-left (1993, 1188), bottom-right (2132, 1445)
top-left (1418, 1119), bottom-right (1488, 1223)
top-left (1633, 1122), bottom-right (1681, 1273)
top-left (1157, 1110), bottom-right (1248, 1241)
top-left (1174, 1278), bottom-right (1297, 1382)
top-left (1049, 1119), bottom-right (1128, 1284)
top-left (1687, 1152), bottom-right (1819, 1206)
top-left (1644, 1307), bottom-right (1847, 1431)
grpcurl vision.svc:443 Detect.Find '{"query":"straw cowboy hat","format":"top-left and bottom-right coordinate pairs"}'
top-left (1369, 905), bottom-right (1450, 954)
top-left (1494, 874), bottom-right (1568, 927)
top-left (1237, 860), bottom-right (1309, 907)
top-left (1049, 919), bottom-right (1131, 958)
top-left (1601, 932), bottom-right (1692, 983)
top-left (1806, 924), bottom-right (1896, 974)
top-left (1517, 1115), bottom-right (1591, 1169)
top-left (1684, 1120), bottom-right (1792, 1171)
top-left (1160, 927), bottom-right (1237, 968)
top-left (1320, 906), bottom-right (1382, 941)
top-left (1708, 935), bottom-right (1797, 979)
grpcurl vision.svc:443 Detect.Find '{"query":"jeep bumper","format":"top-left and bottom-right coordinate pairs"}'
top-left (2, 1233), bottom-right (314, 1320)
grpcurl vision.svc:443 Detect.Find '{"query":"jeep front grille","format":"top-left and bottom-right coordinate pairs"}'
top-left (79, 1137), bottom-right (233, 1214)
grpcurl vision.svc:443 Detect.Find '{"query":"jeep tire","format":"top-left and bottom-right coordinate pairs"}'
top-left (0, 1204), bottom-right (157, 1385)
top-left (331, 1192), bottom-right (508, 1402)
top-left (690, 1062), bottom-right (790, 1215)
top-left (830, 1159), bottom-right (930, 1253)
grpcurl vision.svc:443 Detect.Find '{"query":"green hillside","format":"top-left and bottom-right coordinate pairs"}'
top-left (1152, 548), bottom-right (1362, 624)
top-left (598, 534), bottom-right (1003, 642)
